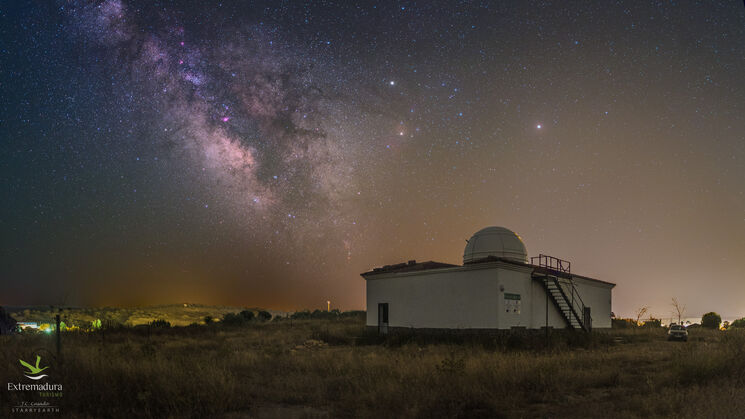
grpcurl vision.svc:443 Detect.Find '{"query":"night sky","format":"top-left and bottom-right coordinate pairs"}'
top-left (2, 1), bottom-right (744, 319)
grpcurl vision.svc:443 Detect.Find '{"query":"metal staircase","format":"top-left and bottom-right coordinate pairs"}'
top-left (531, 254), bottom-right (591, 332)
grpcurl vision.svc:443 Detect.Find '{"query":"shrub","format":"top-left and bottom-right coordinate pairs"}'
top-left (239, 310), bottom-right (255, 321)
top-left (612, 318), bottom-right (637, 329)
top-left (291, 310), bottom-right (311, 320)
top-left (730, 317), bottom-right (745, 328)
top-left (149, 319), bottom-right (171, 328)
top-left (222, 313), bottom-right (245, 326)
top-left (436, 352), bottom-right (466, 374)
top-left (641, 318), bottom-right (662, 328)
top-left (257, 311), bottom-right (272, 322)
top-left (203, 315), bottom-right (213, 325)
top-left (311, 309), bottom-right (337, 319)
top-left (340, 310), bottom-right (366, 320)
top-left (702, 312), bottom-right (722, 329)
top-left (289, 309), bottom-right (366, 321)
top-left (102, 320), bottom-right (125, 330)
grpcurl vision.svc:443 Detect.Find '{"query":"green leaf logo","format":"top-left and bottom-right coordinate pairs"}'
top-left (19, 355), bottom-right (49, 380)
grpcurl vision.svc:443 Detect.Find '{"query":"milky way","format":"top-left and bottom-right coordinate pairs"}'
top-left (68, 0), bottom-right (370, 228)
top-left (2, 1), bottom-right (745, 317)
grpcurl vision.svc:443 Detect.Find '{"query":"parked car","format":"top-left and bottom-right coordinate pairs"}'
top-left (667, 324), bottom-right (688, 341)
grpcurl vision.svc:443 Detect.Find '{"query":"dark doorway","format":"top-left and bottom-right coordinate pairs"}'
top-left (378, 303), bottom-right (389, 334)
top-left (583, 307), bottom-right (592, 331)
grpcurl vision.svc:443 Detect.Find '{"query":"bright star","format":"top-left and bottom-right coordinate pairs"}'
top-left (389, 80), bottom-right (395, 86)
top-left (536, 124), bottom-right (542, 129)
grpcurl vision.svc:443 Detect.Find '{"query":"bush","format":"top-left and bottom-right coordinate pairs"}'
top-left (291, 310), bottom-right (311, 320)
top-left (291, 310), bottom-right (340, 320)
top-left (340, 310), bottom-right (366, 320)
top-left (150, 319), bottom-right (171, 328)
top-left (287, 309), bottom-right (367, 321)
top-left (312, 309), bottom-right (339, 320)
top-left (612, 318), bottom-right (637, 329)
top-left (239, 310), bottom-right (255, 321)
top-left (257, 311), bottom-right (272, 322)
top-left (221, 313), bottom-right (245, 326)
top-left (702, 312), bottom-right (722, 329)
top-left (641, 319), bottom-right (662, 328)
top-left (203, 315), bottom-right (213, 325)
top-left (102, 320), bottom-right (125, 330)
top-left (730, 317), bottom-right (745, 328)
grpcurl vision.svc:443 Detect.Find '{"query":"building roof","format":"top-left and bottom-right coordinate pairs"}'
top-left (362, 226), bottom-right (614, 287)
top-left (361, 256), bottom-right (615, 287)
top-left (361, 260), bottom-right (458, 276)
top-left (531, 264), bottom-right (616, 287)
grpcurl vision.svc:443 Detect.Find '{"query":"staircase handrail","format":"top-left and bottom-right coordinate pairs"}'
top-left (555, 277), bottom-right (587, 329)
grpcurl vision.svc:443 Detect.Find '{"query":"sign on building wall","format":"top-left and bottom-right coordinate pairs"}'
top-left (504, 293), bottom-right (521, 314)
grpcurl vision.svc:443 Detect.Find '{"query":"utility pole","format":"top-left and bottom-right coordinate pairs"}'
top-left (55, 311), bottom-right (61, 363)
top-left (545, 279), bottom-right (549, 342)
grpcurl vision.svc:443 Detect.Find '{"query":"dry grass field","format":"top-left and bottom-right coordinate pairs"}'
top-left (2, 317), bottom-right (745, 418)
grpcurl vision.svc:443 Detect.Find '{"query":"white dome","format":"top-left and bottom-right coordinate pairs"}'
top-left (463, 226), bottom-right (528, 264)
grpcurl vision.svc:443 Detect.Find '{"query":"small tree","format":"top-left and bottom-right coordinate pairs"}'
top-left (257, 311), bottom-right (272, 322)
top-left (671, 298), bottom-right (686, 325)
top-left (634, 305), bottom-right (650, 326)
top-left (239, 310), bottom-right (255, 321)
top-left (701, 312), bottom-right (722, 329)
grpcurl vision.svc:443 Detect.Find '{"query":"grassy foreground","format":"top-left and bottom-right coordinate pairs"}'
top-left (2, 318), bottom-right (745, 418)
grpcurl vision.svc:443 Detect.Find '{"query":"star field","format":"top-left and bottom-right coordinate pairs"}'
top-left (1, 1), bottom-right (744, 318)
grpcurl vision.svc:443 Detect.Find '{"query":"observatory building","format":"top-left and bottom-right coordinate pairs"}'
top-left (361, 227), bottom-right (614, 333)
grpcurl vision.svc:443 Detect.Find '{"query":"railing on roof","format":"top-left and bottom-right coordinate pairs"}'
top-left (530, 254), bottom-right (571, 274)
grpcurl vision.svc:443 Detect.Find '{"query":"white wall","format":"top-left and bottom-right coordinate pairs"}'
top-left (364, 263), bottom-right (613, 330)
top-left (365, 267), bottom-right (499, 329)
top-left (496, 267), bottom-right (559, 329)
top-left (528, 278), bottom-right (572, 329)
top-left (572, 277), bottom-right (614, 329)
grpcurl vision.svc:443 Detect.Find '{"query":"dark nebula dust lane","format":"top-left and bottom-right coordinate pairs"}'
top-left (1, 1), bottom-right (744, 317)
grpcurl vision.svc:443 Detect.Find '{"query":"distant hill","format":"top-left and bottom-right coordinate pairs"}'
top-left (5, 304), bottom-right (291, 327)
